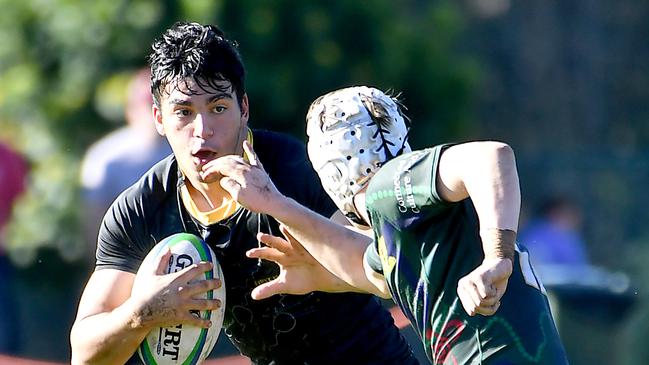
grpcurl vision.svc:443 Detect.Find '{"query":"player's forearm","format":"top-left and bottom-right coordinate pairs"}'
top-left (266, 196), bottom-right (382, 295)
top-left (463, 142), bottom-right (520, 259)
top-left (440, 142), bottom-right (519, 259)
top-left (70, 299), bottom-right (149, 365)
top-left (312, 265), bottom-right (376, 294)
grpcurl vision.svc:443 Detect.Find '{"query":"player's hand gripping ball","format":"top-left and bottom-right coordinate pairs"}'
top-left (133, 233), bottom-right (226, 365)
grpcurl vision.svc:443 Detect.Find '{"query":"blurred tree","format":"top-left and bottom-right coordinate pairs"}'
top-left (218, 0), bottom-right (479, 146)
top-left (0, 0), bottom-right (476, 265)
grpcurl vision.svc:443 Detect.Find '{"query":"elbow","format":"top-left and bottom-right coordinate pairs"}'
top-left (70, 324), bottom-right (96, 365)
top-left (69, 327), bottom-right (86, 365)
top-left (476, 142), bottom-right (516, 169)
top-left (485, 141), bottom-right (515, 161)
top-left (495, 142), bottom-right (515, 163)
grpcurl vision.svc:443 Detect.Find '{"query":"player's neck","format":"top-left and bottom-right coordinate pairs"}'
top-left (185, 178), bottom-right (232, 212)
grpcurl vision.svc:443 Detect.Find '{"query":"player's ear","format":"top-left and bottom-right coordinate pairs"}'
top-left (152, 103), bottom-right (166, 136)
top-left (240, 94), bottom-right (249, 123)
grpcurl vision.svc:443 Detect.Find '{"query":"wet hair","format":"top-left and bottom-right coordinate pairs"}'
top-left (148, 22), bottom-right (246, 107)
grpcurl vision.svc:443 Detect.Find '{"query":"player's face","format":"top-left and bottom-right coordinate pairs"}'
top-left (153, 78), bottom-right (249, 185)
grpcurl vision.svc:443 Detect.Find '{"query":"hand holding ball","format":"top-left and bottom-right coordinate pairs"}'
top-left (132, 233), bottom-right (226, 365)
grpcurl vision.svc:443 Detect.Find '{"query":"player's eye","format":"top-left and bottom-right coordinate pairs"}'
top-left (175, 109), bottom-right (192, 117)
top-left (213, 105), bottom-right (227, 113)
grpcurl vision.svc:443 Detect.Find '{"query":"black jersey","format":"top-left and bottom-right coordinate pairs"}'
top-left (96, 130), bottom-right (419, 365)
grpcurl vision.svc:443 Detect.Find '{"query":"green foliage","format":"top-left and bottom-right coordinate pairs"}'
top-left (218, 0), bottom-right (478, 145)
top-left (0, 0), bottom-right (476, 265)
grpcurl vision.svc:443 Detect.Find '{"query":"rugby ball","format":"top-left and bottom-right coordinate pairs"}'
top-left (132, 233), bottom-right (226, 365)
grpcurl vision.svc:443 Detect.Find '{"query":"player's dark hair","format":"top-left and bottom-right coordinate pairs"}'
top-left (148, 22), bottom-right (246, 107)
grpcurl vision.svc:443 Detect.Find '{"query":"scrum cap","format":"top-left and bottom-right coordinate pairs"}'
top-left (306, 86), bottom-right (410, 224)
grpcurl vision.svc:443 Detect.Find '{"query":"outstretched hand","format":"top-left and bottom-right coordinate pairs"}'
top-left (200, 140), bottom-right (282, 214)
top-left (246, 225), bottom-right (339, 300)
top-left (456, 257), bottom-right (512, 316)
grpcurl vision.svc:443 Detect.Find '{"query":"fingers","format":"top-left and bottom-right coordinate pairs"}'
top-left (181, 278), bottom-right (222, 298)
top-left (200, 155), bottom-right (248, 182)
top-left (243, 140), bottom-right (261, 168)
top-left (175, 261), bottom-right (215, 282)
top-left (154, 248), bottom-right (172, 275)
top-left (457, 278), bottom-right (478, 316)
top-left (220, 176), bottom-right (241, 200)
top-left (478, 301), bottom-right (501, 316)
top-left (251, 278), bottom-right (286, 300)
top-left (186, 298), bottom-right (222, 312)
top-left (473, 276), bottom-right (495, 298)
top-left (457, 274), bottom-right (502, 317)
top-left (257, 232), bottom-right (291, 252)
top-left (246, 247), bottom-right (283, 263)
top-left (176, 310), bottom-right (214, 328)
top-left (457, 287), bottom-right (500, 316)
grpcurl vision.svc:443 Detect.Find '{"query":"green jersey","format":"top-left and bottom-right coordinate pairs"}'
top-left (364, 146), bottom-right (568, 365)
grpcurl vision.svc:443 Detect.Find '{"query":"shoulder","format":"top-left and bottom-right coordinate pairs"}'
top-left (367, 146), bottom-right (455, 219)
top-left (111, 155), bottom-right (177, 214)
top-left (252, 129), bottom-right (306, 158)
top-left (96, 155), bottom-right (179, 272)
top-left (373, 145), bottom-right (449, 183)
top-left (101, 155), bottom-right (177, 238)
top-left (251, 129), bottom-right (311, 173)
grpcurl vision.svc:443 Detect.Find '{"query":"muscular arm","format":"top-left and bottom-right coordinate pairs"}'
top-left (436, 141), bottom-right (520, 315)
top-left (70, 253), bottom-right (220, 365)
top-left (202, 143), bottom-right (390, 298)
top-left (70, 270), bottom-right (149, 365)
top-left (437, 141), bottom-right (520, 255)
top-left (268, 199), bottom-right (390, 298)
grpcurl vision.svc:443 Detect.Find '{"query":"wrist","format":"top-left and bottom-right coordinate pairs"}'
top-left (481, 228), bottom-right (516, 261)
top-left (121, 296), bottom-right (155, 331)
top-left (263, 191), bottom-right (292, 217)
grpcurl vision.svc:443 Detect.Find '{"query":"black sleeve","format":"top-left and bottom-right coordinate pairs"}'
top-left (95, 156), bottom-right (177, 273)
top-left (95, 191), bottom-right (148, 273)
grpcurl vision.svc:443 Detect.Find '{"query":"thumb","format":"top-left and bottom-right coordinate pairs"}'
top-left (154, 248), bottom-right (172, 275)
top-left (251, 278), bottom-right (286, 300)
top-left (220, 177), bottom-right (240, 200)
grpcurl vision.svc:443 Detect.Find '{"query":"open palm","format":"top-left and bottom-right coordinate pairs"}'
top-left (246, 225), bottom-right (343, 300)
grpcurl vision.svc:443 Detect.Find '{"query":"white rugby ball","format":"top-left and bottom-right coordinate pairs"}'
top-left (133, 233), bottom-right (226, 365)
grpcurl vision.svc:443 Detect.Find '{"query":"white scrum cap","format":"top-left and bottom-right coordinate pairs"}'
top-left (306, 86), bottom-right (411, 224)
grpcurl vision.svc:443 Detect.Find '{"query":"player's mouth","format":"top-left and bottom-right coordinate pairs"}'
top-left (192, 149), bottom-right (218, 167)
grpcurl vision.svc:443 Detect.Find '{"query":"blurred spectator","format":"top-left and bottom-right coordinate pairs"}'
top-left (79, 68), bottom-right (171, 261)
top-left (519, 195), bottom-right (589, 268)
top-left (0, 141), bottom-right (28, 354)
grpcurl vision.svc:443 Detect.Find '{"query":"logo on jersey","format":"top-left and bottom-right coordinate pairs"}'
top-left (392, 151), bottom-right (428, 214)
